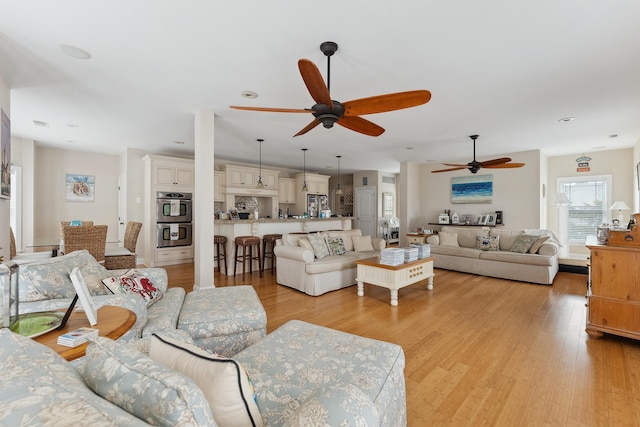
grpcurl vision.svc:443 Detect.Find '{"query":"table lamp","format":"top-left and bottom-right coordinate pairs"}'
top-left (609, 201), bottom-right (631, 226)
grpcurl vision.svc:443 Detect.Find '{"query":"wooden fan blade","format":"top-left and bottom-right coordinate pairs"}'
top-left (431, 166), bottom-right (470, 173)
top-left (484, 162), bottom-right (525, 169)
top-left (442, 163), bottom-right (472, 167)
top-left (293, 119), bottom-right (321, 137)
top-left (343, 90), bottom-right (431, 116)
top-left (337, 116), bottom-right (385, 136)
top-left (479, 157), bottom-right (511, 167)
top-left (230, 106), bottom-right (311, 113)
top-left (298, 59), bottom-right (333, 108)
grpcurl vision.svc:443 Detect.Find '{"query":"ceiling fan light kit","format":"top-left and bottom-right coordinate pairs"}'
top-left (432, 135), bottom-right (525, 174)
top-left (230, 41), bottom-right (431, 137)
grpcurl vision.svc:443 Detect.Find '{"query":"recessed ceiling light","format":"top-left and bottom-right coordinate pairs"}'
top-left (58, 44), bottom-right (92, 60)
top-left (406, 147), bottom-right (414, 150)
top-left (609, 134), bottom-right (618, 138)
top-left (174, 141), bottom-right (185, 145)
top-left (593, 146), bottom-right (607, 150)
top-left (33, 120), bottom-right (48, 127)
top-left (66, 123), bottom-right (79, 128)
top-left (241, 91), bottom-right (258, 99)
top-left (558, 117), bottom-right (575, 122)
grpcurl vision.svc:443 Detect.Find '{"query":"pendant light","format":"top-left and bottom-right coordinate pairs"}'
top-left (256, 138), bottom-right (264, 189)
top-left (335, 155), bottom-right (344, 195)
top-left (301, 148), bottom-right (309, 192)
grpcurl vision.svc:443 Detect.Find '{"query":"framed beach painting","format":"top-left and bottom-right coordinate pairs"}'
top-left (451, 174), bottom-right (493, 204)
top-left (66, 174), bottom-right (95, 202)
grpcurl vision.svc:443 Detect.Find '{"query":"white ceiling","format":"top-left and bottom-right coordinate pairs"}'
top-left (1, 1), bottom-right (640, 174)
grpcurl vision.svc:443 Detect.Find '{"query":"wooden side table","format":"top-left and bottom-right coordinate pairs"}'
top-left (34, 305), bottom-right (136, 361)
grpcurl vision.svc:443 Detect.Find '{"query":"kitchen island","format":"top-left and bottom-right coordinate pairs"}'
top-left (214, 217), bottom-right (355, 275)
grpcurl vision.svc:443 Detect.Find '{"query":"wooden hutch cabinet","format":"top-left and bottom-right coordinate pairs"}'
top-left (586, 236), bottom-right (640, 339)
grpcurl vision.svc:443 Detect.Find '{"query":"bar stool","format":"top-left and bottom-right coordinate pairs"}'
top-left (262, 234), bottom-right (282, 275)
top-left (234, 236), bottom-right (262, 280)
top-left (214, 235), bottom-right (227, 274)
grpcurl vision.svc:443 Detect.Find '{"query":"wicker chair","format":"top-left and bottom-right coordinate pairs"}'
top-left (62, 225), bottom-right (108, 263)
top-left (59, 220), bottom-right (94, 254)
top-left (8, 227), bottom-right (52, 265)
top-left (104, 221), bottom-right (142, 270)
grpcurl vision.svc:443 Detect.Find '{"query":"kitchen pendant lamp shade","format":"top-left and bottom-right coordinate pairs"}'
top-left (301, 148), bottom-right (309, 192)
top-left (335, 155), bottom-right (344, 195)
top-left (256, 138), bottom-right (264, 189)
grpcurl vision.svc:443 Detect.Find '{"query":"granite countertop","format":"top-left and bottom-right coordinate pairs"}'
top-left (215, 217), bottom-right (354, 224)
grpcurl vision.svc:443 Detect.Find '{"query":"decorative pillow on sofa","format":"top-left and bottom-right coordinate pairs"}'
top-left (150, 333), bottom-right (263, 427)
top-left (352, 235), bottom-right (374, 252)
top-left (77, 263), bottom-right (111, 295)
top-left (438, 232), bottom-right (459, 247)
top-left (510, 234), bottom-right (541, 253)
top-left (325, 237), bottom-right (346, 255)
top-left (528, 236), bottom-right (550, 254)
top-left (307, 233), bottom-right (330, 259)
top-left (475, 235), bottom-right (500, 251)
top-left (102, 269), bottom-right (162, 307)
top-left (83, 336), bottom-right (215, 427)
top-left (298, 238), bottom-right (314, 251)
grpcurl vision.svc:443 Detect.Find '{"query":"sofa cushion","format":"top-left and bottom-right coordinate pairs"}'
top-left (282, 233), bottom-right (306, 246)
top-left (298, 238), bottom-right (313, 251)
top-left (77, 262), bottom-right (111, 295)
top-left (150, 334), bottom-right (263, 427)
top-left (510, 234), bottom-right (541, 253)
top-left (489, 229), bottom-right (523, 251)
top-left (304, 251), bottom-right (377, 274)
top-left (327, 229), bottom-right (361, 252)
top-left (430, 245), bottom-right (482, 259)
top-left (325, 236), bottom-right (346, 255)
top-left (478, 250), bottom-right (556, 266)
top-left (475, 235), bottom-right (500, 251)
top-left (142, 287), bottom-right (186, 338)
top-left (18, 250), bottom-right (98, 302)
top-left (353, 235), bottom-right (375, 252)
top-left (439, 232), bottom-right (459, 247)
top-left (83, 336), bottom-right (215, 427)
top-left (307, 233), bottom-right (330, 259)
top-left (102, 268), bottom-right (163, 307)
top-left (0, 329), bottom-right (149, 426)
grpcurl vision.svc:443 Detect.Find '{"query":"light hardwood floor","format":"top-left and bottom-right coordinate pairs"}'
top-left (163, 263), bottom-right (640, 426)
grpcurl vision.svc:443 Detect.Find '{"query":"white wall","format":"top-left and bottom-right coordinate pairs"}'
top-left (34, 146), bottom-right (120, 243)
top-left (0, 72), bottom-right (9, 261)
top-left (420, 150), bottom-right (542, 230)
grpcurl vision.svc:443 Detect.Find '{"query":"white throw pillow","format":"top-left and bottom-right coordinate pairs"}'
top-left (439, 232), bottom-right (459, 247)
top-left (298, 238), bottom-right (313, 251)
top-left (149, 334), bottom-right (263, 427)
top-left (528, 236), bottom-right (550, 253)
top-left (352, 235), bottom-right (375, 252)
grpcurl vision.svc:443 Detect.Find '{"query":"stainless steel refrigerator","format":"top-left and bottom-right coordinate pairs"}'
top-left (307, 194), bottom-right (328, 217)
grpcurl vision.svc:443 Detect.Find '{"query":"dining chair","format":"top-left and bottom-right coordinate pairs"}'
top-left (59, 220), bottom-right (94, 254)
top-left (8, 227), bottom-right (52, 265)
top-left (104, 221), bottom-right (142, 270)
top-left (62, 224), bottom-right (108, 263)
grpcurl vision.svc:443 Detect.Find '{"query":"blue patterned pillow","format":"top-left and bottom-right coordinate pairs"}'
top-left (475, 235), bottom-right (499, 251)
top-left (325, 237), bottom-right (346, 255)
top-left (83, 336), bottom-right (215, 426)
top-left (307, 233), bottom-right (330, 259)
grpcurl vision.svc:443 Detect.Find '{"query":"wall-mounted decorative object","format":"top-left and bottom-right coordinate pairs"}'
top-left (65, 174), bottom-right (95, 202)
top-left (451, 174), bottom-right (493, 204)
top-left (0, 109), bottom-right (10, 199)
top-left (486, 213), bottom-right (497, 226)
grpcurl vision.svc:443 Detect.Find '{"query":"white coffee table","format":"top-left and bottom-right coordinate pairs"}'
top-left (355, 256), bottom-right (435, 306)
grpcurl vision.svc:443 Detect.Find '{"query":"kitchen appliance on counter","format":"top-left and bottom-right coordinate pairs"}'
top-left (307, 194), bottom-right (328, 217)
top-left (156, 191), bottom-right (193, 248)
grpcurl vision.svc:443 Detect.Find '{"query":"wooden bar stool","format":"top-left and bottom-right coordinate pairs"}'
top-left (214, 235), bottom-right (227, 274)
top-left (234, 236), bottom-right (262, 280)
top-left (262, 234), bottom-right (282, 275)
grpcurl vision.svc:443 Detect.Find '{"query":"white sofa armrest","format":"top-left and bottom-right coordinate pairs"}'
top-left (372, 238), bottom-right (386, 251)
top-left (427, 235), bottom-right (439, 245)
top-left (274, 245), bottom-right (315, 263)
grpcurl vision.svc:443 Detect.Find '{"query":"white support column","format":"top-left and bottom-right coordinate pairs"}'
top-left (194, 109), bottom-right (215, 289)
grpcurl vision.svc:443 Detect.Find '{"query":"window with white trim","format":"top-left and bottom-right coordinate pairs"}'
top-left (557, 175), bottom-right (611, 244)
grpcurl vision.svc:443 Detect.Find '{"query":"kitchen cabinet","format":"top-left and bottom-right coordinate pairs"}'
top-left (586, 236), bottom-right (640, 340)
top-left (278, 178), bottom-right (296, 204)
top-left (214, 171), bottom-right (225, 202)
top-left (154, 165), bottom-right (194, 187)
top-left (224, 164), bottom-right (279, 190)
top-left (294, 172), bottom-right (330, 216)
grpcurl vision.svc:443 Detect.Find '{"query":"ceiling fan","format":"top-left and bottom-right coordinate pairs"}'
top-left (230, 41), bottom-right (431, 137)
top-left (432, 135), bottom-right (525, 174)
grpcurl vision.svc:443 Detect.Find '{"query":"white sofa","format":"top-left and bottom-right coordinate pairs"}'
top-left (426, 226), bottom-right (559, 285)
top-left (274, 229), bottom-right (386, 296)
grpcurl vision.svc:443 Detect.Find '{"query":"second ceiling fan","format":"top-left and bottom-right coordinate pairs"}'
top-left (230, 41), bottom-right (432, 137)
top-left (432, 135), bottom-right (525, 174)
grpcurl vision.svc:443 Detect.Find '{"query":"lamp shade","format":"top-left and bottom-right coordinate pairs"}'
top-left (609, 201), bottom-right (631, 211)
top-left (552, 192), bottom-right (571, 206)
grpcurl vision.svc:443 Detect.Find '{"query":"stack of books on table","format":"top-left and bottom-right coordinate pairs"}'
top-left (411, 243), bottom-right (431, 258)
top-left (404, 247), bottom-right (419, 262)
top-left (57, 327), bottom-right (99, 348)
top-left (380, 248), bottom-right (406, 266)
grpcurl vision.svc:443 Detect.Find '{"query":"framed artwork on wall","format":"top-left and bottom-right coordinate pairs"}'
top-left (451, 174), bottom-right (493, 204)
top-left (65, 174), bottom-right (95, 202)
top-left (486, 214), bottom-right (497, 226)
